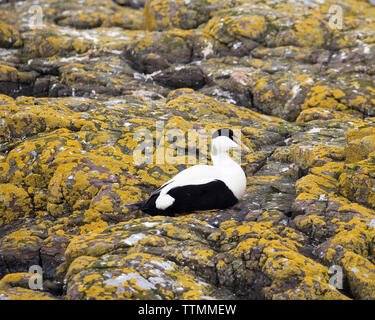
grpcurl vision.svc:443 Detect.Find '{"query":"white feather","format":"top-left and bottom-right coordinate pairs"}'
top-left (155, 194), bottom-right (175, 210)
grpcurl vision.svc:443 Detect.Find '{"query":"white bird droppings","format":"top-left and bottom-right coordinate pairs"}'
top-left (121, 233), bottom-right (147, 245)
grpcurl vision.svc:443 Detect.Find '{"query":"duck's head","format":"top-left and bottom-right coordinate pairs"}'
top-left (211, 128), bottom-right (251, 155)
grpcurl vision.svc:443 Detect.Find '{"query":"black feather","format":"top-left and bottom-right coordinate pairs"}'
top-left (140, 179), bottom-right (238, 216)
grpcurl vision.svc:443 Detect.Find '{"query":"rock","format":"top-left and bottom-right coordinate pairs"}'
top-left (0, 64), bottom-right (38, 97)
top-left (106, 7), bottom-right (144, 30)
top-left (345, 127), bottom-right (375, 163)
top-left (22, 29), bottom-right (92, 58)
top-left (62, 217), bottom-right (234, 299)
top-left (144, 0), bottom-right (234, 31)
top-left (114, 0), bottom-right (147, 8)
top-left (152, 65), bottom-right (207, 89)
top-left (210, 220), bottom-right (348, 299)
top-left (0, 185), bottom-right (32, 226)
top-left (40, 234), bottom-right (70, 280)
top-left (0, 96), bottom-right (92, 144)
top-left (339, 159), bottom-right (375, 209)
top-left (122, 29), bottom-right (211, 73)
top-left (55, 12), bottom-right (107, 29)
top-left (0, 273), bottom-right (56, 300)
top-left (0, 22), bottom-right (21, 49)
top-left (0, 228), bottom-right (44, 276)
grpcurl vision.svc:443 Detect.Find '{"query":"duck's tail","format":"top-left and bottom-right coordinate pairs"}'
top-left (125, 201), bottom-right (144, 210)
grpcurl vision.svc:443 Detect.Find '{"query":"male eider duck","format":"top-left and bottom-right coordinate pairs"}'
top-left (139, 129), bottom-right (249, 216)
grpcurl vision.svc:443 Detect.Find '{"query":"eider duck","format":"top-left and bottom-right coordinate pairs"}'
top-left (138, 128), bottom-right (249, 216)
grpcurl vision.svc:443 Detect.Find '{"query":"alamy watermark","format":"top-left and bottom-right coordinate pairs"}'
top-left (132, 122), bottom-right (245, 166)
top-left (28, 265), bottom-right (43, 290)
top-left (328, 265), bottom-right (343, 289)
top-left (28, 5), bottom-right (44, 30)
top-left (328, 5), bottom-right (343, 30)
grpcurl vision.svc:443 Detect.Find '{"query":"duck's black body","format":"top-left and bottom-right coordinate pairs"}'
top-left (140, 179), bottom-right (238, 216)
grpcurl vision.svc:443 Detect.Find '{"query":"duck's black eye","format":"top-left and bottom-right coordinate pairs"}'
top-left (212, 128), bottom-right (234, 141)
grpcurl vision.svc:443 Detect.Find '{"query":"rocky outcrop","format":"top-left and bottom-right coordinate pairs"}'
top-left (0, 0), bottom-right (374, 300)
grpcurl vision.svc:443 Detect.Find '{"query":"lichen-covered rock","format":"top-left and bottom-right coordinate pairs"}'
top-left (114, 0), bottom-right (147, 9)
top-left (345, 127), bottom-right (375, 163)
top-left (144, 0), bottom-right (234, 31)
top-left (64, 252), bottom-right (225, 300)
top-left (210, 220), bottom-right (348, 299)
top-left (0, 227), bottom-right (49, 286)
top-left (0, 184), bottom-right (32, 225)
top-left (62, 217), bottom-right (235, 299)
top-left (123, 29), bottom-right (212, 73)
top-left (339, 159), bottom-right (375, 209)
top-left (0, 64), bottom-right (38, 97)
top-left (22, 29), bottom-right (93, 58)
top-left (0, 273), bottom-right (55, 300)
top-left (153, 65), bottom-right (207, 90)
top-left (53, 4), bottom-right (144, 30)
top-left (285, 123), bottom-right (375, 299)
top-left (106, 7), bottom-right (144, 30)
top-left (0, 22), bottom-right (21, 48)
